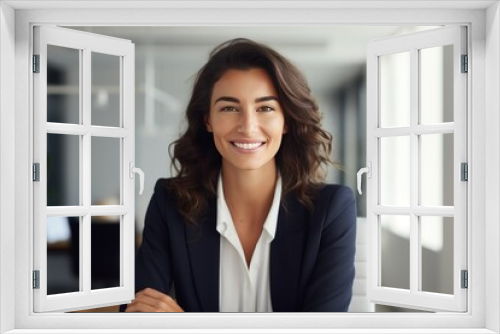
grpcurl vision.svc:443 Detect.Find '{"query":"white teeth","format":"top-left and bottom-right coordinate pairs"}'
top-left (233, 142), bottom-right (263, 150)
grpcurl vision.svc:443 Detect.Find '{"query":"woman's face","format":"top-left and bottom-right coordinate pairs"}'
top-left (206, 68), bottom-right (287, 173)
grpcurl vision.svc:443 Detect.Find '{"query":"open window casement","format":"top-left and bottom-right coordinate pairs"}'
top-left (363, 26), bottom-right (467, 312)
top-left (33, 26), bottom-right (139, 312)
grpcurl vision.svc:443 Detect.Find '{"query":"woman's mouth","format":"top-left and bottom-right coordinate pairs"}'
top-left (231, 142), bottom-right (265, 150)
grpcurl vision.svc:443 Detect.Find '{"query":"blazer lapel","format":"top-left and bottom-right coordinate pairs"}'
top-left (270, 196), bottom-right (307, 312)
top-left (185, 197), bottom-right (220, 312)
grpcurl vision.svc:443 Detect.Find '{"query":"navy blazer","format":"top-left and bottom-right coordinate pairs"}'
top-left (121, 178), bottom-right (356, 312)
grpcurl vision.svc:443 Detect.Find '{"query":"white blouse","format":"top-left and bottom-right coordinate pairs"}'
top-left (216, 174), bottom-right (282, 312)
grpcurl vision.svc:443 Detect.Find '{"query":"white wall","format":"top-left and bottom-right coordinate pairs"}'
top-left (485, 2), bottom-right (500, 332)
top-left (0, 2), bottom-right (16, 333)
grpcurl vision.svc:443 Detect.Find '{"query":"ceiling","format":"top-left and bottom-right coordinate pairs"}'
top-left (67, 25), bottom-right (436, 94)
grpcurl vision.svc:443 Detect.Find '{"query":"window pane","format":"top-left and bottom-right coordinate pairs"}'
top-left (381, 215), bottom-right (410, 290)
top-left (47, 45), bottom-right (80, 124)
top-left (91, 216), bottom-right (121, 290)
top-left (91, 137), bottom-right (121, 205)
top-left (420, 133), bottom-right (454, 206)
top-left (380, 51), bottom-right (410, 128)
top-left (47, 134), bottom-right (80, 206)
top-left (420, 45), bottom-right (454, 124)
top-left (92, 52), bottom-right (120, 127)
top-left (421, 217), bottom-right (454, 294)
top-left (47, 216), bottom-right (80, 295)
top-left (380, 136), bottom-right (410, 206)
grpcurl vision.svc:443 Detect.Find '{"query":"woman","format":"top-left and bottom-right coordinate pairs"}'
top-left (123, 38), bottom-right (356, 312)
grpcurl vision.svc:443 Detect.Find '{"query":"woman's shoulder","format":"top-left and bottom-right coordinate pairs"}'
top-left (150, 177), bottom-right (214, 208)
top-left (285, 183), bottom-right (355, 210)
top-left (147, 178), bottom-right (186, 224)
top-left (153, 177), bottom-right (175, 195)
top-left (149, 178), bottom-right (183, 209)
top-left (312, 184), bottom-right (356, 229)
top-left (315, 183), bottom-right (355, 203)
top-left (149, 177), bottom-right (215, 227)
top-left (311, 183), bottom-right (356, 216)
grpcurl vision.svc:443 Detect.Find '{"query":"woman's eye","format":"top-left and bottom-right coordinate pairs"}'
top-left (258, 106), bottom-right (274, 112)
top-left (220, 106), bottom-right (238, 112)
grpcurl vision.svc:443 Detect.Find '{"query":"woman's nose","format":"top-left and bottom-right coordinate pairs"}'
top-left (237, 110), bottom-right (258, 134)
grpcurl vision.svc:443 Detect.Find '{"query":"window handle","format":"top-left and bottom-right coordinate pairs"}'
top-left (357, 162), bottom-right (371, 195)
top-left (129, 162), bottom-right (145, 195)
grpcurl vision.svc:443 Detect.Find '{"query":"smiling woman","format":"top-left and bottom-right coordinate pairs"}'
top-left (121, 38), bottom-right (357, 312)
top-left (207, 68), bottom-right (287, 178)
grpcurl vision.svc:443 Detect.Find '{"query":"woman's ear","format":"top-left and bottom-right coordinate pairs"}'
top-left (205, 116), bottom-right (213, 132)
top-left (283, 124), bottom-right (288, 134)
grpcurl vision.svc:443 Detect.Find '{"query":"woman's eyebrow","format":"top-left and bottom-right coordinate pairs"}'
top-left (214, 96), bottom-right (239, 104)
top-left (255, 96), bottom-right (279, 103)
top-left (214, 95), bottom-right (279, 104)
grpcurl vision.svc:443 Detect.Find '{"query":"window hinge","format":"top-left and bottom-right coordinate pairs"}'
top-left (33, 163), bottom-right (40, 182)
top-left (461, 162), bottom-right (468, 181)
top-left (33, 54), bottom-right (40, 73)
top-left (461, 270), bottom-right (468, 289)
top-left (461, 54), bottom-right (468, 73)
top-left (33, 270), bottom-right (40, 289)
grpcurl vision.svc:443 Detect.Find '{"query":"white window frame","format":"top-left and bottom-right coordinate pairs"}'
top-left (366, 26), bottom-right (468, 312)
top-left (33, 25), bottom-right (136, 312)
top-left (1, 1), bottom-right (499, 334)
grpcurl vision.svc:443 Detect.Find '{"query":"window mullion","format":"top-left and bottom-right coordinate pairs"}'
top-left (81, 214), bottom-right (90, 293)
top-left (119, 56), bottom-right (124, 288)
top-left (78, 49), bottom-right (84, 295)
top-left (410, 47), bottom-right (420, 294)
top-left (413, 123), bottom-right (454, 135)
top-left (82, 47), bottom-right (92, 295)
top-left (372, 124), bottom-right (455, 138)
top-left (373, 205), bottom-right (454, 216)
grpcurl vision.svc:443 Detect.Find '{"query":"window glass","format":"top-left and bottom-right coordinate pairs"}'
top-left (47, 216), bottom-right (80, 295)
top-left (91, 215), bottom-right (121, 290)
top-left (47, 134), bottom-right (80, 206)
top-left (420, 45), bottom-right (454, 124)
top-left (380, 136), bottom-right (411, 206)
top-left (47, 45), bottom-right (80, 124)
top-left (420, 133), bottom-right (454, 206)
top-left (421, 217), bottom-right (454, 294)
top-left (91, 137), bottom-right (121, 206)
top-left (381, 215), bottom-right (410, 290)
top-left (380, 51), bottom-right (410, 128)
top-left (91, 52), bottom-right (121, 127)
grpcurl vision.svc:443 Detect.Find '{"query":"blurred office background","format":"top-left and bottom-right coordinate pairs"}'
top-left (45, 25), bottom-right (453, 312)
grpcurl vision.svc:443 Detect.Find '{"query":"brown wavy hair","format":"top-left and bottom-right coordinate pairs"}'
top-left (168, 38), bottom-right (335, 224)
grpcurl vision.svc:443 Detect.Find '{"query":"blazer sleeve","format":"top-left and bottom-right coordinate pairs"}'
top-left (135, 180), bottom-right (174, 294)
top-left (302, 185), bottom-right (357, 312)
top-left (119, 180), bottom-right (174, 312)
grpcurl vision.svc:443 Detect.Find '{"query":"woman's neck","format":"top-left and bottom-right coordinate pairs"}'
top-left (221, 161), bottom-right (278, 212)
